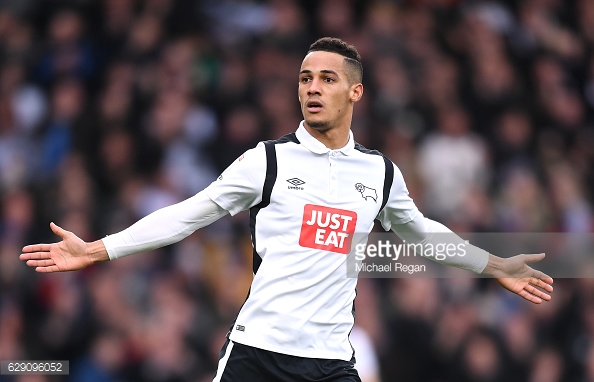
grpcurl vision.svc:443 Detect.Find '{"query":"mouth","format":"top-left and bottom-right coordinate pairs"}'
top-left (306, 100), bottom-right (323, 113)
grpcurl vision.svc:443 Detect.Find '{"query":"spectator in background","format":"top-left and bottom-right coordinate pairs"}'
top-left (496, 165), bottom-right (553, 232)
top-left (369, 55), bottom-right (417, 131)
top-left (492, 109), bottom-right (535, 171)
top-left (149, 89), bottom-right (219, 196)
top-left (316, 0), bottom-right (357, 40)
top-left (211, 106), bottom-right (264, 172)
top-left (0, 62), bottom-right (46, 136)
top-left (0, 60), bottom-right (44, 190)
top-left (463, 11), bottom-right (524, 133)
top-left (35, 10), bottom-right (99, 85)
top-left (417, 105), bottom-right (489, 222)
top-left (98, 0), bottom-right (138, 59)
top-left (418, 55), bottom-right (462, 116)
top-left (38, 78), bottom-right (86, 175)
top-left (547, 163), bottom-right (593, 233)
top-left (264, 0), bottom-right (310, 52)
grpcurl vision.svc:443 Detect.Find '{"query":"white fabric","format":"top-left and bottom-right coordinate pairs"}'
top-left (103, 191), bottom-right (227, 260)
top-left (205, 142), bottom-right (267, 216)
top-left (392, 212), bottom-right (489, 274)
top-left (203, 122), bottom-right (419, 360)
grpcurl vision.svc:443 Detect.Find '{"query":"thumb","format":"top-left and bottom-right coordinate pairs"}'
top-left (50, 222), bottom-right (70, 240)
top-left (523, 253), bottom-right (546, 263)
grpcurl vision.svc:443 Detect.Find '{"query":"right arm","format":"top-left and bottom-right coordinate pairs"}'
top-left (20, 143), bottom-right (268, 272)
top-left (20, 191), bottom-right (228, 272)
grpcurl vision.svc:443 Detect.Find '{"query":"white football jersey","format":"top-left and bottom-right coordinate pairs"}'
top-left (205, 122), bottom-right (419, 361)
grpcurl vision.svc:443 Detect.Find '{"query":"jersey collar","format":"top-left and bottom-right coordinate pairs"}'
top-left (296, 121), bottom-right (355, 156)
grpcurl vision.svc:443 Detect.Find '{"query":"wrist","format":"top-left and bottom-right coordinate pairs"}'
top-left (481, 254), bottom-right (504, 277)
top-left (86, 240), bottom-right (110, 264)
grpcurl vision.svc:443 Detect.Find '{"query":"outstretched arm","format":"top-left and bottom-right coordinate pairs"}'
top-left (392, 213), bottom-right (553, 304)
top-left (378, 160), bottom-right (553, 304)
top-left (20, 191), bottom-right (228, 272)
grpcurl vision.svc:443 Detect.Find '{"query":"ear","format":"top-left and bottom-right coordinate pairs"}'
top-left (350, 83), bottom-right (363, 103)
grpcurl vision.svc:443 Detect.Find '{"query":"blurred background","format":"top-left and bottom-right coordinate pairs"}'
top-left (0, 0), bottom-right (593, 381)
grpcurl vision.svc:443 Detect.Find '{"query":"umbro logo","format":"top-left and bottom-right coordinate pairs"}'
top-left (355, 183), bottom-right (377, 202)
top-left (287, 178), bottom-right (305, 186)
top-left (287, 178), bottom-right (305, 190)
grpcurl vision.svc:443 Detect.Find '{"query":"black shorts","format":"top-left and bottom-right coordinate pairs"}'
top-left (213, 339), bottom-right (362, 382)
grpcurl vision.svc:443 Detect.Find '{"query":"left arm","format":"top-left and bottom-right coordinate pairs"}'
top-left (391, 213), bottom-right (553, 304)
top-left (377, 160), bottom-right (553, 303)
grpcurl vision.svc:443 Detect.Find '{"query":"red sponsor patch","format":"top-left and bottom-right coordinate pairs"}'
top-left (299, 204), bottom-right (357, 254)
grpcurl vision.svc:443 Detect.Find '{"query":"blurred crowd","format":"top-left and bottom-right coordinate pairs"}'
top-left (0, 0), bottom-right (593, 381)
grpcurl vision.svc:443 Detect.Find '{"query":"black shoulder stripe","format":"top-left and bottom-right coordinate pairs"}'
top-left (354, 142), bottom-right (381, 156)
top-left (274, 132), bottom-right (300, 144)
top-left (249, 141), bottom-right (277, 274)
top-left (261, 141), bottom-right (277, 206)
top-left (381, 155), bottom-right (394, 212)
top-left (252, 135), bottom-right (297, 214)
top-left (258, 134), bottom-right (298, 205)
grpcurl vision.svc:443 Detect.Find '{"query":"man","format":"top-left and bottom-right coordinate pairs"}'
top-left (21, 37), bottom-right (553, 382)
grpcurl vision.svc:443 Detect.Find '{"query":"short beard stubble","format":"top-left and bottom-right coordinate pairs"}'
top-left (305, 119), bottom-right (331, 131)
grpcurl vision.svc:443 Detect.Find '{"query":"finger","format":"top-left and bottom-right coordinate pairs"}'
top-left (35, 265), bottom-right (61, 273)
top-left (50, 222), bottom-right (71, 240)
top-left (20, 252), bottom-right (53, 261)
top-left (517, 289), bottom-right (543, 304)
top-left (523, 253), bottom-right (545, 263)
top-left (26, 259), bottom-right (55, 268)
top-left (530, 275), bottom-right (554, 292)
top-left (535, 270), bottom-right (554, 286)
top-left (22, 244), bottom-right (52, 253)
top-left (525, 284), bottom-right (552, 301)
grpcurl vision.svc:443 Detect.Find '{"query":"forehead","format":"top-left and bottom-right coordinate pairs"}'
top-left (300, 51), bottom-right (346, 74)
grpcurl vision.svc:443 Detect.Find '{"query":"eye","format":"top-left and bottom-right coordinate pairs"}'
top-left (301, 77), bottom-right (311, 83)
top-left (324, 77), bottom-right (335, 83)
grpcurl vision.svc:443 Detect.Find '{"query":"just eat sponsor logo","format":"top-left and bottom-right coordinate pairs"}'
top-left (299, 204), bottom-right (358, 254)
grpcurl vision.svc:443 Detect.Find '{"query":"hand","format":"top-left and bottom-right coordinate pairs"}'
top-left (20, 222), bottom-right (107, 272)
top-left (483, 253), bottom-right (553, 304)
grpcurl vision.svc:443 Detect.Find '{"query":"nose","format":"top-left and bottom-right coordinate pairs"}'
top-left (307, 78), bottom-right (322, 96)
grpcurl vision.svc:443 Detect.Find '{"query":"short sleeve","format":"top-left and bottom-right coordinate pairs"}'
top-left (376, 162), bottom-right (420, 231)
top-left (204, 143), bottom-right (266, 216)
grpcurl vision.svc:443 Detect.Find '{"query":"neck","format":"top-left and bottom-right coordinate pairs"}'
top-left (304, 119), bottom-right (352, 150)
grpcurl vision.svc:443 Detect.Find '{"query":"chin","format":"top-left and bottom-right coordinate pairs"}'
top-left (305, 118), bottom-right (330, 130)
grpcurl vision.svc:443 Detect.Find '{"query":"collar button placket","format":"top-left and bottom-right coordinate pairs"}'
top-left (329, 152), bottom-right (338, 199)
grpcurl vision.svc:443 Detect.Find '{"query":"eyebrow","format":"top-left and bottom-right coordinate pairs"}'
top-left (299, 69), bottom-right (340, 76)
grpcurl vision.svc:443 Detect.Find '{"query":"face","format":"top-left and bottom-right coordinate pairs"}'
top-left (298, 51), bottom-right (362, 131)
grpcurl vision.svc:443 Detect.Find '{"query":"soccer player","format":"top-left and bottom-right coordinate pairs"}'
top-left (21, 37), bottom-right (553, 382)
